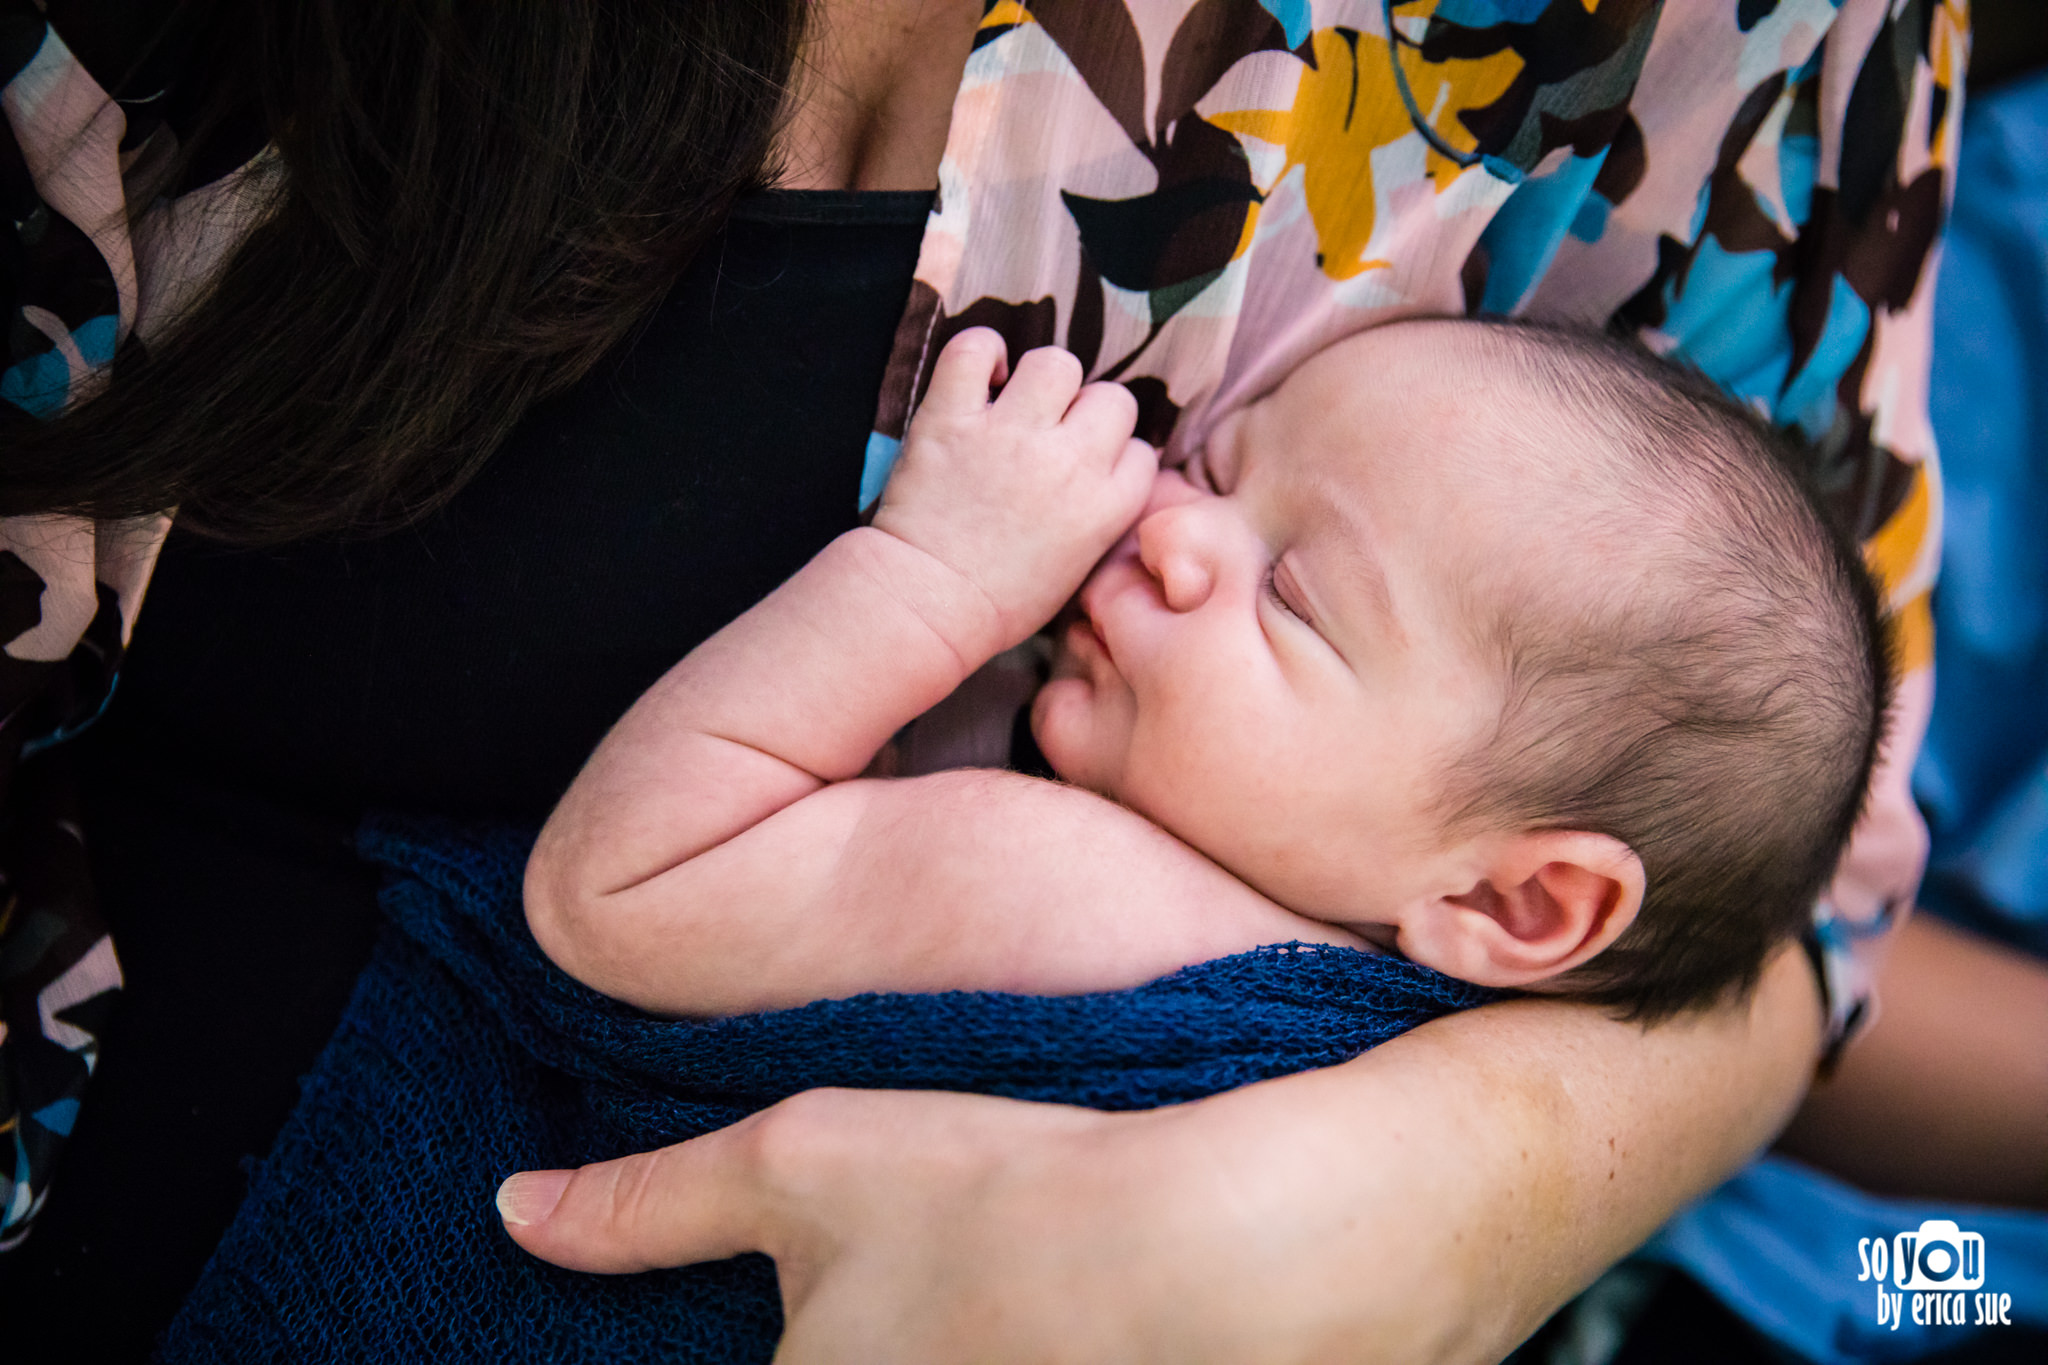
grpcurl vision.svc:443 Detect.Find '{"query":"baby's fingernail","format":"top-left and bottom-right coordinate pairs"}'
top-left (497, 1170), bottom-right (572, 1227)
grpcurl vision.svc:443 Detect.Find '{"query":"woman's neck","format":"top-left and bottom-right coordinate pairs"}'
top-left (772, 0), bottom-right (982, 192)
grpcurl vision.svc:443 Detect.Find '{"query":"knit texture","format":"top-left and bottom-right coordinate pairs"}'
top-left (157, 816), bottom-right (1496, 1363)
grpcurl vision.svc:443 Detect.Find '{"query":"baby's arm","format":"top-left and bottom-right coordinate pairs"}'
top-left (528, 332), bottom-right (1333, 1015)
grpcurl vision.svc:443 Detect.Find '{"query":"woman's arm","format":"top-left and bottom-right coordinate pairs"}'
top-left (500, 943), bottom-right (1821, 1364)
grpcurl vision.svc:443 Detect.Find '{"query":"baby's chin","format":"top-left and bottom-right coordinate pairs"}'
top-left (1029, 677), bottom-right (1119, 797)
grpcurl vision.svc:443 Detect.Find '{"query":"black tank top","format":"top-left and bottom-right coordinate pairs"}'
top-left (104, 189), bottom-right (934, 817)
top-left (0, 190), bottom-right (932, 1358)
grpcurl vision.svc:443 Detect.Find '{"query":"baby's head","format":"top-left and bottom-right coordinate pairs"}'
top-left (1034, 318), bottom-right (1889, 1017)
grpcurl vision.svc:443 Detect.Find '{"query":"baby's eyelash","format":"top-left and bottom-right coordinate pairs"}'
top-left (1262, 565), bottom-right (1305, 620)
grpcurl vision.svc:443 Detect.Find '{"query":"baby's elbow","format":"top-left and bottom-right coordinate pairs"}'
top-left (522, 832), bottom-right (624, 990)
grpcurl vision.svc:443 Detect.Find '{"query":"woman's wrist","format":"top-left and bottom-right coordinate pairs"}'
top-left (1235, 944), bottom-right (1820, 1362)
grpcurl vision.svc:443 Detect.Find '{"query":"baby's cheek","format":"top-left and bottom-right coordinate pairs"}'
top-left (1117, 709), bottom-right (1302, 855)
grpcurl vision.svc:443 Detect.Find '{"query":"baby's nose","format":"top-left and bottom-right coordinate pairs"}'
top-left (1138, 508), bottom-right (1215, 612)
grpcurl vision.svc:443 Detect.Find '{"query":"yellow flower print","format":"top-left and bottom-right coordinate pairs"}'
top-left (1213, 18), bottom-right (1522, 280)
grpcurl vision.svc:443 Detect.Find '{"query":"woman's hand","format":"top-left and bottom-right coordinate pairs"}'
top-left (500, 945), bottom-right (1823, 1363)
top-left (497, 1083), bottom-right (1508, 1364)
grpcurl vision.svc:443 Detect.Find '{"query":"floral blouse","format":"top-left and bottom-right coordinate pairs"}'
top-left (1, 0), bottom-right (1965, 1249)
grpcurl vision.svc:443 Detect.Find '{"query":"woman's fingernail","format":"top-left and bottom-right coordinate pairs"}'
top-left (497, 1170), bottom-right (573, 1227)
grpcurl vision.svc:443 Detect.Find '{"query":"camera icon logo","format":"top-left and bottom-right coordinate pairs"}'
top-left (1893, 1220), bottom-right (1985, 1292)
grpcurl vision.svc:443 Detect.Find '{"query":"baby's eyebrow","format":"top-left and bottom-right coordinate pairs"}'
top-left (1299, 481), bottom-right (1403, 650)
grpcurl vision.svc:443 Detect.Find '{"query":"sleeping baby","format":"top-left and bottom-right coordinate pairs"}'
top-left (523, 317), bottom-right (1889, 1023)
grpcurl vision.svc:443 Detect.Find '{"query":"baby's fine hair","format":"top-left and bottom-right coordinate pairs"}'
top-left (1437, 319), bottom-right (1892, 1021)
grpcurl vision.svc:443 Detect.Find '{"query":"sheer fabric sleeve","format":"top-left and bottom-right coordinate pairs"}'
top-left (1, 14), bottom-right (171, 1248)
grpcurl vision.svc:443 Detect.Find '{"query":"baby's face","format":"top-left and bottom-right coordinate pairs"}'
top-left (1034, 321), bottom-right (1571, 928)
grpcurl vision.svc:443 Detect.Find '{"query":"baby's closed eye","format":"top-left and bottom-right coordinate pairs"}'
top-left (1262, 560), bottom-right (1311, 624)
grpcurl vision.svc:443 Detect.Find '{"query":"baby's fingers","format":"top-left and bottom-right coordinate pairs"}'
top-left (1060, 380), bottom-right (1141, 459)
top-left (922, 328), bottom-right (1010, 417)
top-left (993, 347), bottom-right (1085, 426)
top-left (1105, 437), bottom-right (1163, 527)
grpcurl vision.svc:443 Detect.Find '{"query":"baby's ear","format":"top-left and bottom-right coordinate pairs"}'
top-left (1396, 832), bottom-right (1643, 988)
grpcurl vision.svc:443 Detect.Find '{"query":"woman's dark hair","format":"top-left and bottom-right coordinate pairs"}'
top-left (3, 0), bottom-right (806, 542)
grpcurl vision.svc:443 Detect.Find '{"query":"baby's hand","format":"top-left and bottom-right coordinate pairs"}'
top-left (874, 329), bottom-right (1159, 650)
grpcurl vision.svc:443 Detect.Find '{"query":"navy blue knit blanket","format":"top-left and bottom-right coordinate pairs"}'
top-left (157, 816), bottom-right (1496, 1364)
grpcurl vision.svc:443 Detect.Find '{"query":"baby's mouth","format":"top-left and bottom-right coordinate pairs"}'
top-left (1047, 599), bottom-right (1111, 675)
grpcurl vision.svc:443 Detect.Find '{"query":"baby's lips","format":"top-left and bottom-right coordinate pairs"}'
top-left (1073, 612), bottom-right (1110, 660)
top-left (1050, 617), bottom-right (1103, 678)
top-left (1044, 576), bottom-right (1121, 676)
